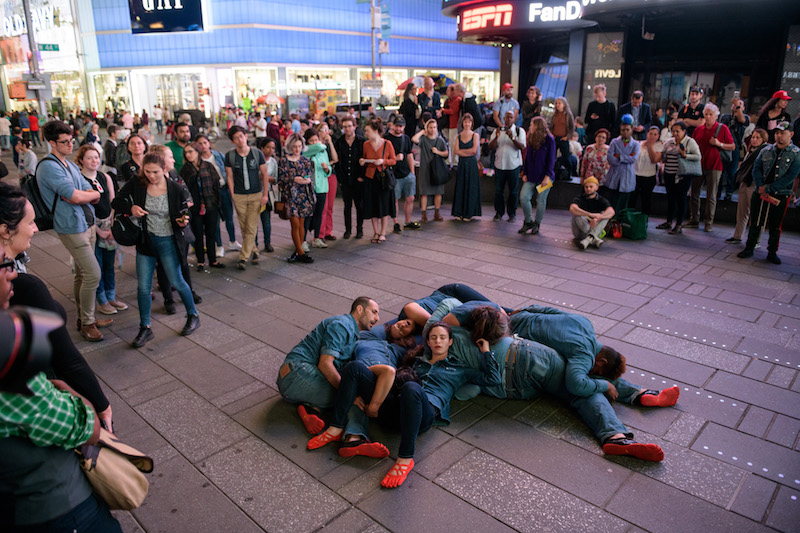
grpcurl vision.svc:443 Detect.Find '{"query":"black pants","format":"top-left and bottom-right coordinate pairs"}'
top-left (555, 138), bottom-right (571, 175)
top-left (190, 208), bottom-right (220, 264)
top-left (664, 173), bottom-right (693, 225)
top-left (340, 180), bottom-right (364, 234)
top-left (304, 191), bottom-right (326, 239)
top-left (745, 193), bottom-right (789, 253)
top-left (632, 175), bottom-right (657, 215)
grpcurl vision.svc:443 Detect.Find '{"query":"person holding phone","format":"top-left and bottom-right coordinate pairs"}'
top-left (112, 152), bottom-right (200, 347)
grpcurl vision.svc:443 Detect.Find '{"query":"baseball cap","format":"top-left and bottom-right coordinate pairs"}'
top-left (772, 90), bottom-right (792, 100)
top-left (620, 114), bottom-right (634, 125)
top-left (393, 116), bottom-right (406, 125)
top-left (689, 85), bottom-right (702, 94)
top-left (502, 82), bottom-right (513, 91)
top-left (775, 120), bottom-right (793, 132)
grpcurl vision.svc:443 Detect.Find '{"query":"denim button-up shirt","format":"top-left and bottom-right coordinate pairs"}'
top-left (37, 155), bottom-right (95, 234)
top-left (285, 314), bottom-right (359, 369)
top-left (753, 143), bottom-right (800, 196)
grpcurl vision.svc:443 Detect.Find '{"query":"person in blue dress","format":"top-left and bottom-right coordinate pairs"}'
top-left (451, 113), bottom-right (482, 221)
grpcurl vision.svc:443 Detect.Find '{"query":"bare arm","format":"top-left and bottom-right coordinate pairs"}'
top-left (406, 152), bottom-right (415, 175)
top-left (441, 313), bottom-right (460, 327)
top-left (327, 138), bottom-right (339, 164)
top-left (366, 365), bottom-right (396, 417)
top-left (226, 167), bottom-right (234, 193)
top-left (411, 129), bottom-right (425, 144)
top-left (66, 189), bottom-right (100, 204)
top-left (403, 302), bottom-right (432, 327)
top-left (318, 354), bottom-right (341, 388)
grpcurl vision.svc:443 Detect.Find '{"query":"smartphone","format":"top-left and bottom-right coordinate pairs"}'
top-left (733, 90), bottom-right (740, 100)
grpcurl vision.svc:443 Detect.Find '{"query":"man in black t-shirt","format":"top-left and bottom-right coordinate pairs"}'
top-left (678, 86), bottom-right (705, 137)
top-left (570, 176), bottom-right (615, 250)
top-left (385, 116), bottom-right (419, 233)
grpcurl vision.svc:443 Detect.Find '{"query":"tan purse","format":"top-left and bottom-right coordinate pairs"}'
top-left (77, 428), bottom-right (154, 510)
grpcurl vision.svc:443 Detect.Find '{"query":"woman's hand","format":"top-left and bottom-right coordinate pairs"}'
top-left (321, 162), bottom-right (330, 172)
top-left (366, 401), bottom-right (381, 418)
top-left (97, 406), bottom-right (113, 433)
top-left (521, 175), bottom-right (528, 183)
top-left (359, 158), bottom-right (366, 166)
top-left (293, 176), bottom-right (306, 184)
top-left (176, 214), bottom-right (189, 227)
top-left (476, 338), bottom-right (490, 353)
top-left (131, 205), bottom-right (148, 217)
top-left (96, 228), bottom-right (111, 239)
top-left (374, 158), bottom-right (384, 167)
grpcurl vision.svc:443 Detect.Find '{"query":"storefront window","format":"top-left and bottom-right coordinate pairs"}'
top-left (358, 68), bottom-right (407, 108)
top-left (286, 68), bottom-right (350, 116)
top-left (581, 32), bottom-right (624, 111)
top-left (234, 68), bottom-right (278, 109)
top-left (93, 73), bottom-right (131, 114)
top-left (460, 71), bottom-right (498, 103)
top-left (155, 72), bottom-right (207, 114)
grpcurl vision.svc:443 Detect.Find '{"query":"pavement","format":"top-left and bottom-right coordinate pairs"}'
top-left (15, 132), bottom-right (800, 533)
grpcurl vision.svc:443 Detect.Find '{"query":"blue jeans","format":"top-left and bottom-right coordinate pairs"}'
top-left (156, 119), bottom-right (163, 134)
top-left (216, 185), bottom-right (236, 245)
top-left (94, 244), bottom-right (116, 305)
top-left (0, 134), bottom-right (9, 150)
top-left (494, 167), bottom-right (520, 217)
top-left (394, 381), bottom-right (435, 458)
top-left (276, 360), bottom-right (336, 409)
top-left (20, 494), bottom-right (122, 533)
top-left (30, 130), bottom-right (40, 147)
top-left (136, 234), bottom-right (197, 327)
top-left (520, 181), bottom-right (551, 224)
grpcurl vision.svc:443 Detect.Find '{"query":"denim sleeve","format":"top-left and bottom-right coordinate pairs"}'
top-left (752, 151), bottom-right (765, 187)
top-left (427, 297), bottom-right (463, 326)
top-left (470, 350), bottom-right (502, 388)
top-left (565, 355), bottom-right (609, 397)
top-left (319, 319), bottom-right (354, 361)
top-left (766, 152), bottom-right (800, 194)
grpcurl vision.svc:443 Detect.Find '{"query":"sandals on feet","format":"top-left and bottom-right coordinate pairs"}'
top-left (307, 430), bottom-right (342, 450)
top-left (371, 233), bottom-right (380, 243)
top-left (381, 459), bottom-right (415, 488)
top-left (377, 234), bottom-right (386, 243)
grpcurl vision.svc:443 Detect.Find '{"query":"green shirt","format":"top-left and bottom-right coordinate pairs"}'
top-left (166, 140), bottom-right (186, 173)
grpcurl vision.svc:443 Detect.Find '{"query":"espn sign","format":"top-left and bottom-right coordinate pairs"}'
top-left (461, 4), bottom-right (513, 32)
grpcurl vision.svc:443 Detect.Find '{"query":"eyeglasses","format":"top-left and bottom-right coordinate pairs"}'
top-left (56, 138), bottom-right (75, 145)
top-left (0, 258), bottom-right (15, 272)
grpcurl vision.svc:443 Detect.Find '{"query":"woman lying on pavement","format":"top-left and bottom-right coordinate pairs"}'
top-left (308, 319), bottom-right (501, 489)
top-left (437, 299), bottom-right (671, 461)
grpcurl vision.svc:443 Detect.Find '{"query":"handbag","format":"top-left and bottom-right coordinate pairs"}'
top-left (77, 428), bottom-right (154, 511)
top-left (618, 208), bottom-right (648, 240)
top-left (676, 140), bottom-right (702, 177)
top-left (111, 213), bottom-right (141, 247)
top-left (375, 142), bottom-right (396, 191)
top-left (714, 124), bottom-right (733, 166)
top-left (274, 197), bottom-right (290, 220)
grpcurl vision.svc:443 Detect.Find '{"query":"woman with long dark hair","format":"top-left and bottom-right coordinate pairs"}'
top-left (549, 97), bottom-right (575, 178)
top-left (725, 128), bottom-right (769, 244)
top-left (655, 121), bottom-right (702, 235)
top-left (399, 83), bottom-right (420, 139)
top-left (360, 120), bottom-right (397, 243)
top-left (755, 91), bottom-right (792, 143)
top-left (521, 85), bottom-right (542, 131)
top-left (518, 116), bottom-right (556, 235)
top-left (117, 133), bottom-right (147, 186)
top-left (180, 141), bottom-right (223, 269)
top-left (451, 113), bottom-right (481, 221)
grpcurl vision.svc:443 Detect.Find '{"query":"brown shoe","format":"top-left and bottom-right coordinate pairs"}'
top-left (434, 210), bottom-right (443, 222)
top-left (95, 318), bottom-right (114, 328)
top-left (421, 212), bottom-right (428, 222)
top-left (80, 323), bottom-right (104, 342)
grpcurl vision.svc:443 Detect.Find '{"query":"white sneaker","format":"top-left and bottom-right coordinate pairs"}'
top-left (591, 235), bottom-right (603, 248)
top-left (301, 241), bottom-right (310, 252)
top-left (312, 238), bottom-right (328, 248)
top-left (215, 245), bottom-right (225, 258)
top-left (228, 241), bottom-right (242, 251)
top-left (578, 236), bottom-right (592, 250)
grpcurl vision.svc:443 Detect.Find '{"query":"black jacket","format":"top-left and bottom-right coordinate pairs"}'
top-left (112, 177), bottom-right (191, 257)
top-left (334, 134), bottom-right (367, 185)
top-left (617, 102), bottom-right (652, 141)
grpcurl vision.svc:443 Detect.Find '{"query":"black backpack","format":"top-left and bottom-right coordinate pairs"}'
top-left (463, 96), bottom-right (484, 129)
top-left (21, 155), bottom-right (64, 231)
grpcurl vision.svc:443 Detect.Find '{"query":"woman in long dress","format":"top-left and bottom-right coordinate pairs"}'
top-left (412, 119), bottom-right (449, 222)
top-left (451, 113), bottom-right (481, 221)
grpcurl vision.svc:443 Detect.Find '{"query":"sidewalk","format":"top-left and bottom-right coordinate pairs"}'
top-left (21, 141), bottom-right (800, 532)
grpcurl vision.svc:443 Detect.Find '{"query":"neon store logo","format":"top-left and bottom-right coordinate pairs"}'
top-left (530, 0), bottom-right (615, 22)
top-left (461, 4), bottom-right (513, 32)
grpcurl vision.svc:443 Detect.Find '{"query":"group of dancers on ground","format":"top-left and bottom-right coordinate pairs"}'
top-left (275, 284), bottom-right (680, 489)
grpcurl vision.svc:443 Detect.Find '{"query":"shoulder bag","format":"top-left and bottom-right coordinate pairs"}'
top-left (429, 136), bottom-right (451, 186)
top-left (375, 142), bottom-right (397, 191)
top-left (676, 140), bottom-right (702, 177)
top-left (714, 123), bottom-right (733, 165)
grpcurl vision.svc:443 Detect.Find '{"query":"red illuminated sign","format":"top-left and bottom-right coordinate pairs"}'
top-left (461, 4), bottom-right (513, 32)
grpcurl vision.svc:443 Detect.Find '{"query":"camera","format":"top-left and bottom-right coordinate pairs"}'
top-left (0, 307), bottom-right (63, 395)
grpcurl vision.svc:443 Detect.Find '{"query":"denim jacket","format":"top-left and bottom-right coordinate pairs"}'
top-left (752, 142), bottom-right (800, 196)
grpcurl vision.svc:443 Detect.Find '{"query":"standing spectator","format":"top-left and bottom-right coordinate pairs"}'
top-left (102, 124), bottom-right (119, 181)
top-left (334, 117), bottom-right (366, 239)
top-left (291, 113), bottom-right (302, 133)
top-left (399, 84), bottom-right (420, 140)
top-left (253, 112), bottom-right (267, 140)
top-left (584, 84), bottom-right (617, 142)
top-left (317, 123), bottom-right (338, 242)
top-left (581, 129), bottom-right (611, 185)
top-left (121, 110), bottom-right (134, 130)
top-left (412, 119), bottom-right (449, 222)
top-left (655, 121), bottom-right (701, 235)
top-left (575, 116), bottom-right (587, 146)
top-left (678, 86), bottom-right (704, 137)
top-left (618, 91), bottom-right (652, 141)
top-left (28, 110), bottom-right (40, 147)
top-left (279, 133), bottom-right (315, 263)
top-left (518, 117), bottom-right (556, 235)
top-left (267, 111), bottom-right (282, 146)
top-left (653, 106), bottom-right (666, 130)
top-left (418, 77), bottom-right (441, 119)
top-left (521, 86), bottom-right (542, 131)
top-left (737, 121), bottom-right (800, 265)
top-left (16, 139), bottom-right (37, 180)
top-left (359, 120), bottom-right (397, 243)
top-left (569, 177), bottom-right (615, 249)
top-left (117, 133), bottom-right (147, 186)
top-left (256, 137), bottom-right (279, 253)
top-left (632, 126), bottom-right (663, 215)
top-left (755, 90), bottom-right (792, 143)
top-left (10, 127), bottom-right (21, 167)
top-left (549, 97), bottom-right (575, 178)
top-left (385, 116), bottom-right (418, 233)
top-left (0, 111), bottom-right (10, 150)
top-left (451, 113), bottom-right (481, 221)
top-left (493, 82), bottom-right (520, 128)
top-left (488, 110), bottom-right (525, 222)
top-left (181, 142), bottom-right (224, 270)
top-left (225, 126), bottom-right (268, 270)
top-left (725, 129), bottom-right (769, 244)
top-left (196, 134), bottom-right (240, 255)
top-left (303, 128), bottom-right (335, 250)
top-left (166, 122), bottom-right (191, 174)
top-left (235, 110), bottom-right (249, 131)
top-left (37, 120), bottom-right (108, 341)
top-left (688, 103), bottom-right (735, 232)
top-left (568, 132), bottom-right (583, 176)
top-left (661, 109), bottom-right (679, 142)
top-left (141, 108), bottom-right (149, 128)
top-left (440, 84), bottom-right (463, 165)
top-left (112, 152), bottom-right (200, 347)
top-left (602, 114), bottom-right (640, 213)
top-left (18, 111), bottom-right (30, 140)
top-left (719, 96), bottom-right (750, 200)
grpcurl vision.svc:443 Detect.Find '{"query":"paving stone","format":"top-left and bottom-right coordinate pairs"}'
top-left (245, 317), bottom-right (308, 353)
top-left (604, 322), bottom-right (636, 340)
top-left (767, 366), bottom-right (797, 388)
top-left (656, 289), bottom-right (763, 322)
top-left (200, 436), bottom-right (348, 533)
top-left (111, 510), bottom-right (144, 533)
top-left (437, 450), bottom-right (629, 532)
top-left (220, 386), bottom-right (278, 416)
top-left (119, 374), bottom-right (184, 407)
top-left (731, 473), bottom-right (777, 522)
top-left (84, 346), bottom-right (171, 393)
top-left (717, 290), bottom-right (800, 320)
top-left (738, 406), bottom-right (774, 438)
top-left (707, 371), bottom-right (799, 418)
top-left (742, 359), bottom-right (774, 381)
top-left (357, 469), bottom-right (515, 533)
top-left (621, 310), bottom-right (739, 350)
top-left (622, 328), bottom-right (748, 373)
top-left (413, 437), bottom-right (474, 480)
top-left (613, 401), bottom-right (680, 437)
top-left (318, 508), bottom-right (390, 533)
top-left (685, 283), bottom-right (706, 295)
top-left (606, 472), bottom-right (770, 533)
top-left (135, 387), bottom-right (250, 462)
top-left (663, 412), bottom-right (707, 447)
top-left (159, 347), bottom-right (257, 400)
top-left (765, 485), bottom-right (800, 532)
top-left (228, 343), bottom-right (286, 386)
top-left (692, 423), bottom-right (800, 488)
top-left (766, 414), bottom-right (800, 448)
top-left (459, 413), bottom-right (629, 506)
top-left (132, 455), bottom-right (261, 533)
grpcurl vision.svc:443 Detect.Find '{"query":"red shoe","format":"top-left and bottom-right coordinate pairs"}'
top-left (297, 405), bottom-right (325, 434)
top-left (603, 438), bottom-right (664, 462)
top-left (307, 430), bottom-right (341, 450)
top-left (381, 459), bottom-right (415, 488)
top-left (338, 439), bottom-right (389, 458)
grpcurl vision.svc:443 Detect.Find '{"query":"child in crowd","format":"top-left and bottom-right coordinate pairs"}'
top-left (575, 116), bottom-right (586, 146)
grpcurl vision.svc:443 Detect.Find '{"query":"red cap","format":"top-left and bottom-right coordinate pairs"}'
top-left (772, 90), bottom-right (792, 100)
top-left (502, 82), bottom-right (513, 91)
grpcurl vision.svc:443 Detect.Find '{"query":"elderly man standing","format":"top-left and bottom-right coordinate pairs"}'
top-left (418, 76), bottom-right (441, 118)
top-left (493, 82), bottom-right (519, 128)
top-left (277, 297), bottom-right (381, 434)
top-left (617, 90), bottom-right (652, 141)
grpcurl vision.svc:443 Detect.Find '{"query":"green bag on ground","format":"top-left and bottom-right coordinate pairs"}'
top-left (618, 208), bottom-right (648, 240)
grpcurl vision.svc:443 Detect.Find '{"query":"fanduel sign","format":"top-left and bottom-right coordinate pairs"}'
top-left (529, 0), bottom-right (620, 23)
top-left (2, 6), bottom-right (55, 38)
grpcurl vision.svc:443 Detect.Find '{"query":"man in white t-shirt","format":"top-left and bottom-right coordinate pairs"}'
top-left (0, 111), bottom-right (11, 150)
top-left (234, 111), bottom-right (248, 131)
top-left (632, 126), bottom-right (663, 215)
top-left (152, 105), bottom-right (164, 134)
top-left (253, 112), bottom-right (267, 139)
top-left (488, 110), bottom-right (526, 221)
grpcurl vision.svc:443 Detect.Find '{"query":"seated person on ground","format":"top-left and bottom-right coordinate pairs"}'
top-left (569, 176), bottom-right (615, 250)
